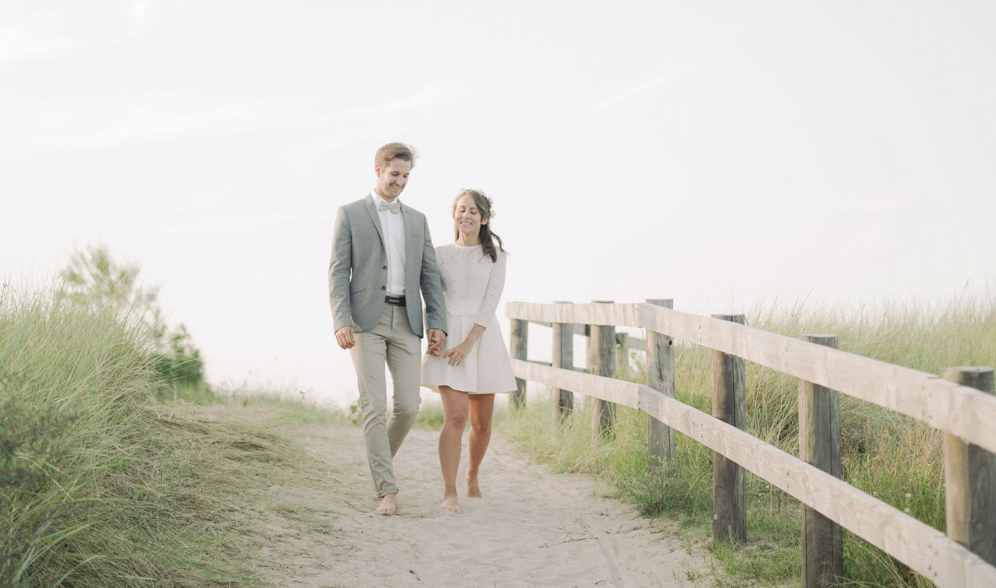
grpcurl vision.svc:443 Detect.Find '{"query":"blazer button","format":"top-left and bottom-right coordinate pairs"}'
top-left (381, 286), bottom-right (386, 290)
top-left (382, 265), bottom-right (387, 270)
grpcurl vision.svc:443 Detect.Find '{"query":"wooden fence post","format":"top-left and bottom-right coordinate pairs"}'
top-left (646, 298), bottom-right (675, 472)
top-left (712, 313), bottom-right (746, 544)
top-left (588, 300), bottom-right (616, 446)
top-left (942, 367), bottom-right (996, 567)
top-left (510, 319), bottom-right (528, 410)
top-left (799, 334), bottom-right (843, 587)
top-left (551, 301), bottom-right (575, 435)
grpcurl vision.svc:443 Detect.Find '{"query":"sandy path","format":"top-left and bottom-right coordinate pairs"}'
top-left (249, 421), bottom-right (715, 588)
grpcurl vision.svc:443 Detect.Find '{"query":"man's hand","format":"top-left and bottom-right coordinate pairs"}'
top-left (426, 329), bottom-right (446, 356)
top-left (335, 326), bottom-right (356, 349)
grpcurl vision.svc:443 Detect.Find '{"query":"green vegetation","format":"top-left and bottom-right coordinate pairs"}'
top-left (502, 293), bottom-right (995, 587)
top-left (5, 242), bottom-right (990, 586)
top-left (57, 244), bottom-right (208, 398)
top-left (0, 248), bottom-right (341, 586)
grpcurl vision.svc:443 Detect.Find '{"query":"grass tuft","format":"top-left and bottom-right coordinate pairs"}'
top-left (0, 283), bottom-right (345, 586)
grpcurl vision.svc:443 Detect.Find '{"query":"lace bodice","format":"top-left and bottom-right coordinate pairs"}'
top-left (435, 243), bottom-right (507, 326)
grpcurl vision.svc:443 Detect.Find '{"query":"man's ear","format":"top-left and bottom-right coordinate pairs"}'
top-left (374, 164), bottom-right (382, 177)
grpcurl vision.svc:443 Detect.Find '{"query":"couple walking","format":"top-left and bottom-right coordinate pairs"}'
top-left (328, 142), bottom-right (516, 516)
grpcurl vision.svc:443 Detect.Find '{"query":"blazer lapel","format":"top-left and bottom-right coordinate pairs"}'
top-left (402, 205), bottom-right (418, 270)
top-left (363, 194), bottom-right (387, 249)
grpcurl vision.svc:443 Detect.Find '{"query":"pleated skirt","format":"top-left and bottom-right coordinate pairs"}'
top-left (421, 313), bottom-right (517, 395)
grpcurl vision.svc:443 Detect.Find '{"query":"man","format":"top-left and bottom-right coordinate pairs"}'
top-left (329, 142), bottom-right (447, 515)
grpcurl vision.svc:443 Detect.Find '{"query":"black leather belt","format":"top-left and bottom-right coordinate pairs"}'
top-left (385, 295), bottom-right (406, 306)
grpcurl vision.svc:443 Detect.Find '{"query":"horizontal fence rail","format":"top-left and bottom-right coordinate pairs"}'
top-left (506, 302), bottom-right (996, 456)
top-left (506, 300), bottom-right (996, 588)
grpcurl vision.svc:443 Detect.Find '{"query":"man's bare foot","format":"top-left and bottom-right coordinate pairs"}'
top-left (441, 494), bottom-right (462, 514)
top-left (375, 494), bottom-right (398, 516)
top-left (467, 475), bottom-right (482, 498)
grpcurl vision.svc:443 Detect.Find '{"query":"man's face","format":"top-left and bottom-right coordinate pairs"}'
top-left (375, 158), bottom-right (412, 201)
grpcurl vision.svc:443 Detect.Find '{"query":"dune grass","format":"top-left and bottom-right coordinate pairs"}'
top-left (501, 292), bottom-right (995, 587)
top-left (0, 284), bottom-right (342, 587)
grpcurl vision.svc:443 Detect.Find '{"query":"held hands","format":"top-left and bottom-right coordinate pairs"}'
top-left (335, 326), bottom-right (356, 349)
top-left (426, 329), bottom-right (446, 357)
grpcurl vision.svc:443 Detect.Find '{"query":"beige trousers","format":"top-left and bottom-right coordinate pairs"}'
top-left (350, 303), bottom-right (422, 497)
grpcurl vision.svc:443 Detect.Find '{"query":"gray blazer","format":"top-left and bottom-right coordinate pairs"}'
top-left (328, 194), bottom-right (446, 337)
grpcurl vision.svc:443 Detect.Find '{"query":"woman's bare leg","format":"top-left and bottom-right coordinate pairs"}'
top-left (466, 393), bottom-right (495, 498)
top-left (438, 386), bottom-right (469, 513)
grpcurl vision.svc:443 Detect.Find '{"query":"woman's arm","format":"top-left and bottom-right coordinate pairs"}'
top-left (473, 251), bottom-right (507, 326)
top-left (445, 324), bottom-right (486, 366)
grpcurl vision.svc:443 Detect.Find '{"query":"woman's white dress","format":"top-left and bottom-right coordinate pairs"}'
top-left (421, 243), bottom-right (516, 395)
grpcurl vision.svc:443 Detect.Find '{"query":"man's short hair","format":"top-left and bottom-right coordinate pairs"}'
top-left (375, 142), bottom-right (417, 169)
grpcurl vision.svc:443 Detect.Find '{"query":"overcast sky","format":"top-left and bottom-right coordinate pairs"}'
top-left (3, 1), bottom-right (994, 406)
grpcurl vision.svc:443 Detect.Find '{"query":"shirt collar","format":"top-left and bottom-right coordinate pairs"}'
top-left (372, 190), bottom-right (401, 208)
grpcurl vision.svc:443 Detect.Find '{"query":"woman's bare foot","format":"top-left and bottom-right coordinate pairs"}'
top-left (441, 494), bottom-right (462, 514)
top-left (467, 475), bottom-right (482, 498)
top-left (375, 494), bottom-right (398, 516)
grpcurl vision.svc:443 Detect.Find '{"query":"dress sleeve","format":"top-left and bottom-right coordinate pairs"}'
top-left (474, 251), bottom-right (507, 326)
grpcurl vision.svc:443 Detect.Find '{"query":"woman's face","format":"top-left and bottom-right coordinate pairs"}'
top-left (453, 193), bottom-right (486, 238)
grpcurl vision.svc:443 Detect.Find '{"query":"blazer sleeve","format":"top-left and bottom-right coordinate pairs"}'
top-left (419, 216), bottom-right (447, 334)
top-left (328, 206), bottom-right (353, 332)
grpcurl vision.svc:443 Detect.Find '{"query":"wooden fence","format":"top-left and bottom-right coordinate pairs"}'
top-left (505, 300), bottom-right (996, 588)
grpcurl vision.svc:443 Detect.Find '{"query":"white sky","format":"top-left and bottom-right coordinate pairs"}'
top-left (3, 1), bottom-right (994, 407)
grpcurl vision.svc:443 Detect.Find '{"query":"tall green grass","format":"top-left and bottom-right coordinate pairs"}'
top-left (0, 283), bottom-right (277, 586)
top-left (502, 292), bottom-right (995, 587)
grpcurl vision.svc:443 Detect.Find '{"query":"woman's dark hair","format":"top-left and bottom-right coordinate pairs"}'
top-left (453, 189), bottom-right (505, 262)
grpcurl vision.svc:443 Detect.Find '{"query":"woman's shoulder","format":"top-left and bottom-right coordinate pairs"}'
top-left (435, 243), bottom-right (465, 263)
top-left (439, 242), bottom-right (482, 255)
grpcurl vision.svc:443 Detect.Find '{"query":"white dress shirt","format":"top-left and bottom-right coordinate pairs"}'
top-left (373, 190), bottom-right (407, 296)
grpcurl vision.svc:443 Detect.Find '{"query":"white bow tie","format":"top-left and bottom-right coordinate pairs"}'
top-left (378, 200), bottom-right (401, 214)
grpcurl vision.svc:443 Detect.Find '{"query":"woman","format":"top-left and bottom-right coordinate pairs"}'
top-left (421, 189), bottom-right (516, 514)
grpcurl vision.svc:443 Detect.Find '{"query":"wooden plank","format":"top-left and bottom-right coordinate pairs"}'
top-left (646, 299), bottom-right (675, 470)
top-left (506, 301), bottom-right (644, 329)
top-left (634, 302), bottom-right (996, 455)
top-left (799, 335), bottom-right (843, 587)
top-left (589, 301), bottom-right (616, 445)
top-left (641, 384), bottom-right (996, 588)
top-left (510, 319), bottom-right (528, 409)
top-left (942, 367), bottom-right (996, 567)
top-left (712, 314), bottom-right (746, 544)
top-left (512, 360), bottom-right (640, 408)
top-left (524, 359), bottom-right (584, 373)
top-left (510, 359), bottom-right (996, 588)
top-left (506, 302), bottom-right (996, 455)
